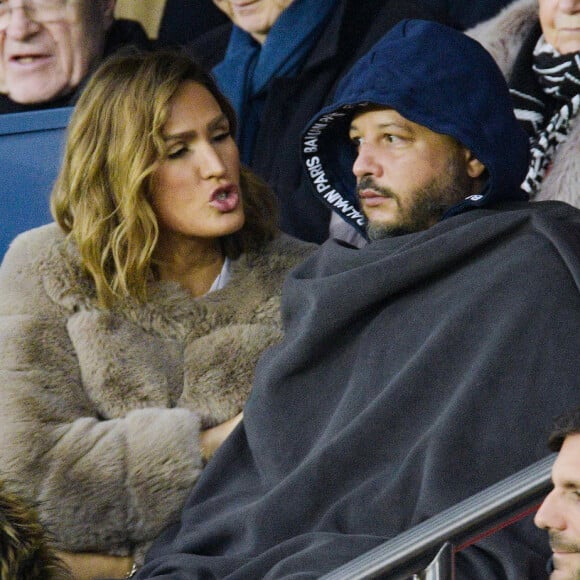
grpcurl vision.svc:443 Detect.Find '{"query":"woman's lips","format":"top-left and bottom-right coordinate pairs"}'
top-left (209, 185), bottom-right (240, 213)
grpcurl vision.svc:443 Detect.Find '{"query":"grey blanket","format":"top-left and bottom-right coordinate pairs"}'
top-left (140, 201), bottom-right (580, 579)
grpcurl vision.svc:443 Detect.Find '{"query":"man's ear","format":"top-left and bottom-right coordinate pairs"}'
top-left (464, 149), bottom-right (486, 179)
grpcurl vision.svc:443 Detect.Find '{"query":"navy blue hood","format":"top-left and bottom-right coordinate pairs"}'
top-left (301, 19), bottom-right (530, 237)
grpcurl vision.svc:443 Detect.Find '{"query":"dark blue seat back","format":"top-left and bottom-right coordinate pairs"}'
top-left (0, 107), bottom-right (72, 260)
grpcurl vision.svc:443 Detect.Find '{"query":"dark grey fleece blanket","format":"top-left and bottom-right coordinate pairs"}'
top-left (139, 201), bottom-right (580, 579)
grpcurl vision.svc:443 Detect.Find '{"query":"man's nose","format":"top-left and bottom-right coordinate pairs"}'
top-left (534, 490), bottom-right (567, 531)
top-left (352, 143), bottom-right (382, 179)
top-left (559, 0), bottom-right (580, 14)
top-left (3, 5), bottom-right (41, 40)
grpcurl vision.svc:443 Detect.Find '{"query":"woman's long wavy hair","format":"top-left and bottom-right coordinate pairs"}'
top-left (51, 49), bottom-right (278, 308)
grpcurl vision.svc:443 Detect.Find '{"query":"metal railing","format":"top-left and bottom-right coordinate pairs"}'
top-left (321, 454), bottom-right (555, 580)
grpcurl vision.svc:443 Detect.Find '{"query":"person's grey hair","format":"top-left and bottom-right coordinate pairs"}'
top-left (548, 407), bottom-right (580, 452)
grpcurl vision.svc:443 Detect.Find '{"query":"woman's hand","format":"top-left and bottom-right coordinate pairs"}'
top-left (200, 411), bottom-right (243, 462)
top-left (56, 551), bottom-right (134, 579)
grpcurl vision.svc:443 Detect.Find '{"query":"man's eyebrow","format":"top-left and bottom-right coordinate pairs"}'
top-left (163, 113), bottom-right (229, 141)
top-left (561, 480), bottom-right (580, 490)
top-left (349, 121), bottom-right (411, 133)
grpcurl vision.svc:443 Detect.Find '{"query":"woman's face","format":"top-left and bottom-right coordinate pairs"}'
top-left (212, 0), bottom-right (295, 44)
top-left (539, 0), bottom-right (580, 54)
top-left (151, 81), bottom-right (244, 246)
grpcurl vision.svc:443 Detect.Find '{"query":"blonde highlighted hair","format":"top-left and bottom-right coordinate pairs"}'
top-left (51, 49), bottom-right (278, 308)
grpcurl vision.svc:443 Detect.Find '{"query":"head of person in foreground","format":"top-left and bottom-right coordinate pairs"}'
top-left (535, 407), bottom-right (580, 580)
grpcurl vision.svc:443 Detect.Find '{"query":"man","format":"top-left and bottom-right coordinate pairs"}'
top-left (535, 408), bottom-right (580, 580)
top-left (136, 20), bottom-right (580, 579)
top-left (0, 0), bottom-right (150, 114)
top-left (186, 0), bottom-right (449, 244)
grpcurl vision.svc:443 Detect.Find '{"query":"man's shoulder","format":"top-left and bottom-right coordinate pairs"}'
top-left (478, 200), bottom-right (580, 228)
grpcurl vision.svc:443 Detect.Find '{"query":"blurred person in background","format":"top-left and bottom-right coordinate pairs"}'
top-left (0, 479), bottom-right (70, 579)
top-left (0, 0), bottom-right (151, 114)
top-left (467, 0), bottom-right (580, 209)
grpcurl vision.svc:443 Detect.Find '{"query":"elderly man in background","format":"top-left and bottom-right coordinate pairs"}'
top-left (467, 0), bottom-right (580, 210)
top-left (0, 0), bottom-right (150, 114)
top-left (535, 407), bottom-right (580, 580)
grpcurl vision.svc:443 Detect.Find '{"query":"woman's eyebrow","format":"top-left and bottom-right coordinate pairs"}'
top-left (163, 114), bottom-right (229, 141)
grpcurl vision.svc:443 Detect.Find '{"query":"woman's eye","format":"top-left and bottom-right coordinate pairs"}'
top-left (167, 146), bottom-right (188, 159)
top-left (212, 131), bottom-right (231, 142)
top-left (349, 136), bottom-right (362, 149)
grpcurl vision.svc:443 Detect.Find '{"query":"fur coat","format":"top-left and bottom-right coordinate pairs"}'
top-left (0, 224), bottom-right (314, 558)
top-left (466, 0), bottom-right (580, 209)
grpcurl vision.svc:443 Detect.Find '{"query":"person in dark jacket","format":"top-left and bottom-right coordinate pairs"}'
top-left (157, 0), bottom-right (228, 47)
top-left (135, 20), bottom-right (580, 579)
top-left (0, 0), bottom-right (151, 114)
top-left (421, 0), bottom-right (513, 29)
top-left (187, 0), bottom-right (448, 244)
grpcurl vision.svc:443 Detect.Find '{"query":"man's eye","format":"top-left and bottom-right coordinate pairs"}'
top-left (349, 137), bottom-right (362, 148)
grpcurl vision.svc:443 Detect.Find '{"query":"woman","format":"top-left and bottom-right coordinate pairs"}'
top-left (467, 0), bottom-right (580, 208)
top-left (0, 49), bottom-right (314, 578)
top-left (187, 0), bottom-right (448, 244)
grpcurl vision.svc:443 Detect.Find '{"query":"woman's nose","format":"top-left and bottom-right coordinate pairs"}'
top-left (198, 143), bottom-right (227, 179)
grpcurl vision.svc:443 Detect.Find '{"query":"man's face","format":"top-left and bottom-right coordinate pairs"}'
top-left (535, 433), bottom-right (580, 580)
top-left (212, 0), bottom-right (294, 44)
top-left (0, 0), bottom-right (114, 104)
top-left (539, 0), bottom-right (580, 54)
top-left (349, 107), bottom-right (484, 240)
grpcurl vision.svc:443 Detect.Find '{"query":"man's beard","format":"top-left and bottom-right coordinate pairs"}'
top-left (549, 532), bottom-right (580, 580)
top-left (360, 156), bottom-right (473, 241)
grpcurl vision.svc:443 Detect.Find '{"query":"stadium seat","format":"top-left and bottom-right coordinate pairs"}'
top-left (0, 107), bottom-right (72, 261)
